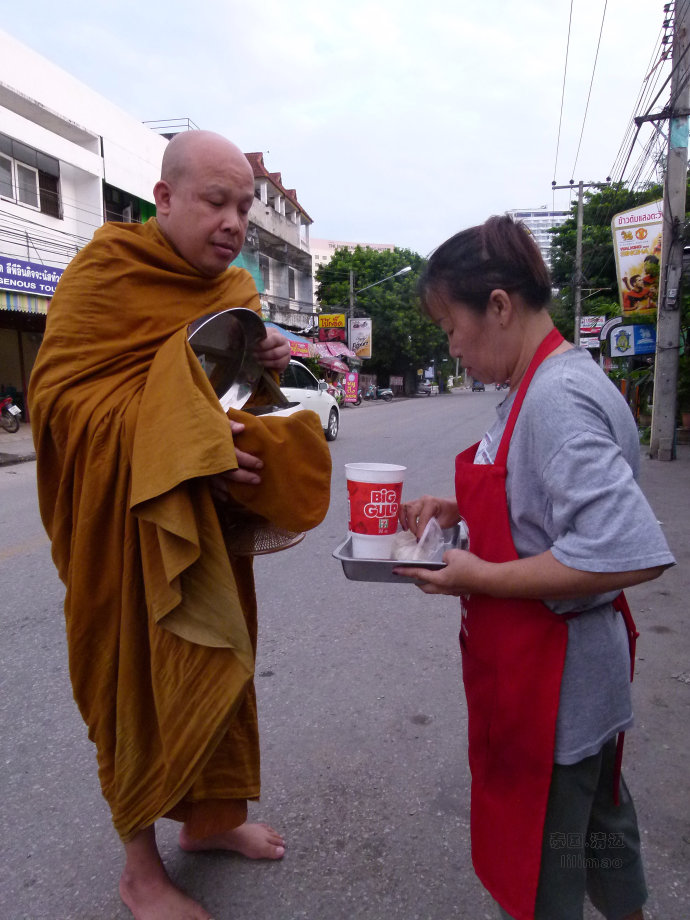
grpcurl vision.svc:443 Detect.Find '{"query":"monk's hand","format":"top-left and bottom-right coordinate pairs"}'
top-left (399, 495), bottom-right (460, 538)
top-left (256, 329), bottom-right (290, 371)
top-left (394, 548), bottom-right (487, 596)
top-left (210, 420), bottom-right (263, 498)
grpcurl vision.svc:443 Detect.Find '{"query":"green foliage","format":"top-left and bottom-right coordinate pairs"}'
top-left (315, 246), bottom-right (450, 378)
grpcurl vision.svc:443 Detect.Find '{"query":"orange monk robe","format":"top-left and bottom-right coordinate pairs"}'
top-left (29, 219), bottom-right (331, 842)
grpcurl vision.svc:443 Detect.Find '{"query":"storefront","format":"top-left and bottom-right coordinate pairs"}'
top-left (0, 258), bottom-right (63, 420)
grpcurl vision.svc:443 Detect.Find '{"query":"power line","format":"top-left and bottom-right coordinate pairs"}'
top-left (552, 0), bottom-right (575, 185)
top-left (571, 0), bottom-right (608, 179)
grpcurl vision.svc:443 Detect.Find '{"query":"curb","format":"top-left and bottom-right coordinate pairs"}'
top-left (0, 451), bottom-right (36, 467)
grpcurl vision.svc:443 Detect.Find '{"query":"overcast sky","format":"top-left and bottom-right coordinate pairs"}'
top-left (3, 0), bottom-right (670, 256)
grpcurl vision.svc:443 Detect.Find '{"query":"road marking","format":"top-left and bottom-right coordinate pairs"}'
top-left (0, 533), bottom-right (50, 560)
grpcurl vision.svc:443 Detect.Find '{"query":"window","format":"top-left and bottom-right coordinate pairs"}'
top-left (288, 267), bottom-right (296, 300)
top-left (259, 254), bottom-right (270, 291)
top-left (0, 134), bottom-right (61, 217)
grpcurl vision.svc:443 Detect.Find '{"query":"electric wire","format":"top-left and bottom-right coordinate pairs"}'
top-left (570, 0), bottom-right (608, 179)
top-left (552, 0), bottom-right (575, 186)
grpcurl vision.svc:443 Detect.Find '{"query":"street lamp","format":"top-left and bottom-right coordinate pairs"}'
top-left (348, 265), bottom-right (412, 322)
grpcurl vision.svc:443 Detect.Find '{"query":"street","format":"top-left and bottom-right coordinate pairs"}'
top-left (0, 390), bottom-right (688, 920)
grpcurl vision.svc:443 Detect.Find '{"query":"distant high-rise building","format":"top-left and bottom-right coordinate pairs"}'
top-left (506, 208), bottom-right (569, 270)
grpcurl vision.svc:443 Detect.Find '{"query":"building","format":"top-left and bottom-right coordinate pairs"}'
top-left (0, 29), bottom-right (167, 417)
top-left (244, 152), bottom-right (314, 332)
top-left (310, 237), bottom-right (394, 275)
top-left (505, 208), bottom-right (569, 269)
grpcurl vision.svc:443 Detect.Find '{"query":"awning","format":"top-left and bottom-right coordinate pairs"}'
top-left (265, 321), bottom-right (312, 357)
top-left (318, 356), bottom-right (350, 374)
top-left (1, 291), bottom-right (49, 315)
top-left (311, 342), bottom-right (356, 358)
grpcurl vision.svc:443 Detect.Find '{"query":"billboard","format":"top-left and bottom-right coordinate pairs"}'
top-left (318, 312), bottom-right (346, 343)
top-left (611, 200), bottom-right (662, 316)
top-left (348, 317), bottom-right (372, 358)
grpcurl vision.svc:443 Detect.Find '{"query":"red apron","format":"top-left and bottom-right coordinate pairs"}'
top-left (454, 328), bottom-right (637, 919)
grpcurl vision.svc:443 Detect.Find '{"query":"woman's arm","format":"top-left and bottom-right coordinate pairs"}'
top-left (395, 547), bottom-right (669, 598)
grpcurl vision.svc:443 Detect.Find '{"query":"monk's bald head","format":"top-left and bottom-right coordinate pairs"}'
top-left (160, 131), bottom-right (252, 188)
top-left (153, 131), bottom-right (255, 277)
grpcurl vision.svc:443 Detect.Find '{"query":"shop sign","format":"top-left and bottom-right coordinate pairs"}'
top-left (318, 312), bottom-right (346, 343)
top-left (610, 324), bottom-right (656, 357)
top-left (580, 315), bottom-right (606, 336)
top-left (0, 256), bottom-right (64, 297)
top-left (348, 317), bottom-right (372, 358)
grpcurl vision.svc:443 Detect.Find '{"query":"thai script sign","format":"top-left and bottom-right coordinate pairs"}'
top-left (318, 312), bottom-right (346, 342)
top-left (611, 201), bottom-right (662, 316)
top-left (0, 256), bottom-right (64, 297)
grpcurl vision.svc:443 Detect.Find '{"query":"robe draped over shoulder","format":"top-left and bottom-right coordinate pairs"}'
top-left (29, 219), bottom-right (331, 840)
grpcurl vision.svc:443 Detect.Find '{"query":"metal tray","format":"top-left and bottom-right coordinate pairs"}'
top-left (333, 525), bottom-right (464, 584)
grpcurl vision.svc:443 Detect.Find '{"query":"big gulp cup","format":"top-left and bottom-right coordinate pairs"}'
top-left (345, 462), bottom-right (406, 559)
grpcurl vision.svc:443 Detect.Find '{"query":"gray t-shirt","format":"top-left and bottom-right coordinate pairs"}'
top-left (475, 347), bottom-right (675, 764)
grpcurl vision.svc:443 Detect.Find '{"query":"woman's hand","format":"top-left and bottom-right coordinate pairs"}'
top-left (399, 495), bottom-right (460, 538)
top-left (256, 329), bottom-right (290, 371)
top-left (210, 420), bottom-right (263, 499)
top-left (394, 548), bottom-right (488, 595)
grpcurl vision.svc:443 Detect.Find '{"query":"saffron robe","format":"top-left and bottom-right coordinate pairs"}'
top-left (29, 219), bottom-right (331, 841)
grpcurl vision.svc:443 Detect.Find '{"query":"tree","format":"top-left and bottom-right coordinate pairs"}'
top-left (315, 246), bottom-right (450, 384)
top-left (549, 182), bottom-right (663, 336)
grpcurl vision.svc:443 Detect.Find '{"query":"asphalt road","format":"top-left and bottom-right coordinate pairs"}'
top-left (0, 390), bottom-right (687, 920)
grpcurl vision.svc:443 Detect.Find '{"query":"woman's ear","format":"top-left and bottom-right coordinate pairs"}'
top-left (487, 289), bottom-right (513, 327)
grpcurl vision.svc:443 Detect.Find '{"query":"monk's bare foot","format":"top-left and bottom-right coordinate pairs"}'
top-left (119, 871), bottom-right (212, 920)
top-left (120, 826), bottom-right (212, 920)
top-left (179, 821), bottom-right (285, 859)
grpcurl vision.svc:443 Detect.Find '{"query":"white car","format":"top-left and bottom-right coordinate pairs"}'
top-left (280, 359), bottom-right (340, 441)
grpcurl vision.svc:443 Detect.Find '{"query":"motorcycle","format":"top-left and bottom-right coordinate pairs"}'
top-left (495, 382), bottom-right (509, 391)
top-left (363, 384), bottom-right (393, 402)
top-left (0, 396), bottom-right (22, 433)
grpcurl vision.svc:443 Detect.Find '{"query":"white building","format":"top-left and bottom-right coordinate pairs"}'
top-left (0, 29), bottom-right (167, 417)
top-left (505, 208), bottom-right (569, 270)
top-left (311, 237), bottom-right (394, 275)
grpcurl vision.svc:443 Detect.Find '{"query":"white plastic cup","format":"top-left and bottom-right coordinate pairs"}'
top-left (345, 462), bottom-right (406, 559)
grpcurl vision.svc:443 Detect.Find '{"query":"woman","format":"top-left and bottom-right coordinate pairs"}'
top-left (396, 216), bottom-right (674, 920)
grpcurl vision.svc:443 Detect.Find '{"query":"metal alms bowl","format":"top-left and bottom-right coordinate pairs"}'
top-left (188, 307), bottom-right (291, 413)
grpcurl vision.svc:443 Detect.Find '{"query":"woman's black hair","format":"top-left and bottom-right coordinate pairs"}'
top-left (418, 215), bottom-right (552, 315)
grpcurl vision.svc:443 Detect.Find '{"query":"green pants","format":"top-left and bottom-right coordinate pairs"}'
top-left (497, 738), bottom-right (647, 920)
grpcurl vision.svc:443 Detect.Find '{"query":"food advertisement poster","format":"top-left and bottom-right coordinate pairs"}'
top-left (611, 200), bottom-right (662, 316)
top-left (318, 312), bottom-right (346, 343)
top-left (348, 317), bottom-right (372, 358)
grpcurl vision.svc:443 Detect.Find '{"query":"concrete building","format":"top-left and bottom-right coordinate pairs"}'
top-left (505, 208), bottom-right (569, 269)
top-left (244, 152), bottom-right (314, 332)
top-left (0, 29), bottom-right (167, 417)
top-left (311, 237), bottom-right (394, 275)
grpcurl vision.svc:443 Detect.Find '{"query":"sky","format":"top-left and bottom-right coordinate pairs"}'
top-left (2, 0), bottom-right (670, 257)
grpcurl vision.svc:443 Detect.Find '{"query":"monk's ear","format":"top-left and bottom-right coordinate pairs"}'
top-left (153, 180), bottom-right (172, 215)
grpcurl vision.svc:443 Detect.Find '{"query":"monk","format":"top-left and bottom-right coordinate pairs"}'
top-left (29, 132), bottom-right (332, 920)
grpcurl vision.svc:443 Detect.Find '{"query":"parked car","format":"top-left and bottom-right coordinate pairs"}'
top-left (471, 379), bottom-right (485, 392)
top-left (280, 359), bottom-right (340, 441)
top-left (416, 381), bottom-right (432, 396)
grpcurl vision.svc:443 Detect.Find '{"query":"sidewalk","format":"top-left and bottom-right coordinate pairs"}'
top-left (0, 422), bottom-right (36, 466)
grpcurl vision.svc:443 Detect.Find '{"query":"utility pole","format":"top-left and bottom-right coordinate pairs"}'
top-left (648, 0), bottom-right (690, 461)
top-left (552, 180), bottom-right (609, 345)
